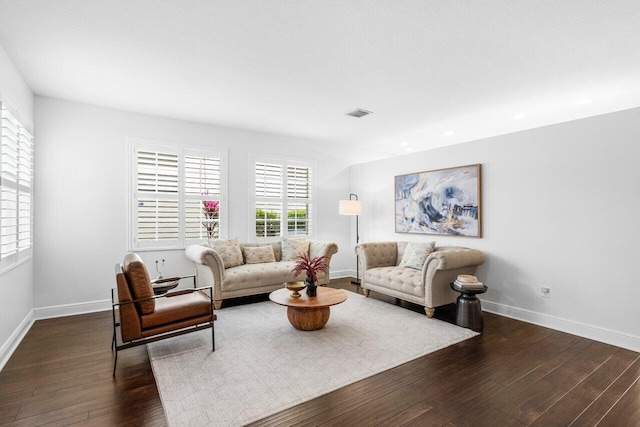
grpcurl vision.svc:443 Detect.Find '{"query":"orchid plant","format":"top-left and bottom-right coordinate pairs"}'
top-left (291, 253), bottom-right (329, 284)
top-left (202, 200), bottom-right (220, 239)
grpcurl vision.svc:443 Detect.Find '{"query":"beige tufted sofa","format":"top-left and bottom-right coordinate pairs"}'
top-left (356, 242), bottom-right (485, 317)
top-left (185, 240), bottom-right (338, 309)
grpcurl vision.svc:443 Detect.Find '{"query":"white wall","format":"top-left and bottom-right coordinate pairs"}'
top-left (33, 97), bottom-right (353, 315)
top-left (0, 42), bottom-right (34, 369)
top-left (351, 108), bottom-right (640, 352)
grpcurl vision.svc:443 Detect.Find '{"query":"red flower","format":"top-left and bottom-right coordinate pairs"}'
top-left (203, 200), bottom-right (219, 218)
top-left (202, 200), bottom-right (220, 239)
top-left (291, 253), bottom-right (329, 284)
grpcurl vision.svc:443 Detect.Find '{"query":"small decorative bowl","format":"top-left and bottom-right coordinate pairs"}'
top-left (284, 281), bottom-right (306, 298)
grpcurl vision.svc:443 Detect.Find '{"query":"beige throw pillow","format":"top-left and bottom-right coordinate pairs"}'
top-left (399, 241), bottom-right (435, 270)
top-left (242, 245), bottom-right (276, 264)
top-left (210, 238), bottom-right (244, 268)
top-left (281, 239), bottom-right (310, 261)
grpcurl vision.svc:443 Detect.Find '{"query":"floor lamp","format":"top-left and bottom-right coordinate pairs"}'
top-left (339, 193), bottom-right (362, 285)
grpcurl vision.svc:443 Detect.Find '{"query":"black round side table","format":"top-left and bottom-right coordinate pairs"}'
top-left (450, 282), bottom-right (488, 332)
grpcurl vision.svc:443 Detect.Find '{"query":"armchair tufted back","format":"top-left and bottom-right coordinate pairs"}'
top-left (358, 242), bottom-right (398, 269)
top-left (359, 242), bottom-right (478, 270)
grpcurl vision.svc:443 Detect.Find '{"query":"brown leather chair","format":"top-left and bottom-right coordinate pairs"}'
top-left (112, 253), bottom-right (216, 375)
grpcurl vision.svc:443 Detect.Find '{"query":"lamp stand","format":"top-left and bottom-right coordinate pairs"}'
top-left (352, 214), bottom-right (361, 286)
top-left (339, 193), bottom-right (362, 286)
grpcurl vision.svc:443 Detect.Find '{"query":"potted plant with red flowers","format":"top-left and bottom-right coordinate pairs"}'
top-left (291, 253), bottom-right (329, 297)
top-left (202, 200), bottom-right (220, 245)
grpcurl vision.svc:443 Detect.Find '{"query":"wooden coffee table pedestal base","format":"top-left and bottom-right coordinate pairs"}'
top-left (270, 287), bottom-right (347, 331)
top-left (287, 306), bottom-right (330, 331)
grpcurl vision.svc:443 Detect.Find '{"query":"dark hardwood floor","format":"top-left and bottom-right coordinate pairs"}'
top-left (1, 278), bottom-right (638, 426)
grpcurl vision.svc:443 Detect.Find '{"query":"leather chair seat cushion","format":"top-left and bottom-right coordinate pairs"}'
top-left (366, 266), bottom-right (425, 297)
top-left (141, 291), bottom-right (211, 329)
top-left (123, 253), bottom-right (155, 314)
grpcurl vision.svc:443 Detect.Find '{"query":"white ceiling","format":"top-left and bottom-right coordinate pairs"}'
top-left (0, 0), bottom-right (639, 159)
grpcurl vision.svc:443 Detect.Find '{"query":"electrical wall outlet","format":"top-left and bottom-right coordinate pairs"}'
top-left (541, 287), bottom-right (550, 298)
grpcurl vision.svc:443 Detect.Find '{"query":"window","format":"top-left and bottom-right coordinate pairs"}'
top-left (0, 104), bottom-right (33, 271)
top-left (184, 153), bottom-right (223, 241)
top-left (131, 139), bottom-right (226, 250)
top-left (253, 157), bottom-right (313, 240)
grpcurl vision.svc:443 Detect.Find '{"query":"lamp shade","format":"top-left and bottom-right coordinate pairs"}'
top-left (339, 200), bottom-right (362, 215)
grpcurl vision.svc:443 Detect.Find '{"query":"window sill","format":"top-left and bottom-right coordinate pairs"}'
top-left (0, 255), bottom-right (33, 277)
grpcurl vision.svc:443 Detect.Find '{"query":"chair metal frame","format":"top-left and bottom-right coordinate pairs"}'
top-left (111, 264), bottom-right (215, 376)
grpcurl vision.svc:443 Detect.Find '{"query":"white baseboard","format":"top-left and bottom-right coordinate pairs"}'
top-left (0, 310), bottom-right (35, 371)
top-left (34, 299), bottom-right (111, 320)
top-left (330, 269), bottom-right (355, 280)
top-left (482, 300), bottom-right (640, 353)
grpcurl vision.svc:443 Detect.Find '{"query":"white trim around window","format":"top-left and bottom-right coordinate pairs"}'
top-left (128, 137), bottom-right (228, 251)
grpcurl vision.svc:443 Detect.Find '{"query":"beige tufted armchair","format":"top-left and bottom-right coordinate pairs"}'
top-left (356, 242), bottom-right (485, 317)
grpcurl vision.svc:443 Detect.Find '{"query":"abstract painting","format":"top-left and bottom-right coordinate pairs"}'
top-left (395, 164), bottom-right (481, 237)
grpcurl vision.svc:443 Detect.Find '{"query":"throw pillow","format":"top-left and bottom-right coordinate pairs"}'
top-left (210, 238), bottom-right (244, 268)
top-left (281, 238), bottom-right (310, 261)
top-left (399, 241), bottom-right (435, 270)
top-left (242, 245), bottom-right (276, 264)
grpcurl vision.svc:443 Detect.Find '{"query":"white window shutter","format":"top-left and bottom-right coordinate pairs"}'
top-left (253, 158), bottom-right (313, 240)
top-left (17, 128), bottom-right (33, 251)
top-left (134, 148), bottom-right (180, 247)
top-left (184, 152), bottom-right (223, 241)
top-left (130, 140), bottom-right (226, 250)
top-left (1, 104), bottom-right (33, 270)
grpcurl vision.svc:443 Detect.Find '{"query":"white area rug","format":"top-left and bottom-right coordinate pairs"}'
top-left (147, 290), bottom-right (478, 426)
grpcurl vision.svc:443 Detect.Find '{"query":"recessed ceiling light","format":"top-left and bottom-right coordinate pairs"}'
top-left (575, 98), bottom-right (593, 105)
top-left (444, 130), bottom-right (454, 136)
top-left (513, 113), bottom-right (526, 120)
top-left (401, 141), bottom-right (409, 146)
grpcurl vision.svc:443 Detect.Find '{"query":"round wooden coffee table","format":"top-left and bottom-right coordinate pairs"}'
top-left (269, 287), bottom-right (347, 331)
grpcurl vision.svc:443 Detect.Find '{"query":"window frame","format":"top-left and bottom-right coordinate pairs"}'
top-left (0, 102), bottom-right (33, 273)
top-left (250, 155), bottom-right (315, 242)
top-left (128, 138), bottom-right (227, 251)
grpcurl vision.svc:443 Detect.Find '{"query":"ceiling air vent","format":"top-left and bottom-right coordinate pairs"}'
top-left (346, 108), bottom-right (373, 118)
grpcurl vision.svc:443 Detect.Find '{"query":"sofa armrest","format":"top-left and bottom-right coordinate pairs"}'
top-left (424, 248), bottom-right (485, 272)
top-left (309, 240), bottom-right (338, 260)
top-left (422, 247), bottom-right (485, 309)
top-left (309, 240), bottom-right (339, 285)
top-left (356, 242), bottom-right (397, 269)
top-left (185, 245), bottom-right (225, 300)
